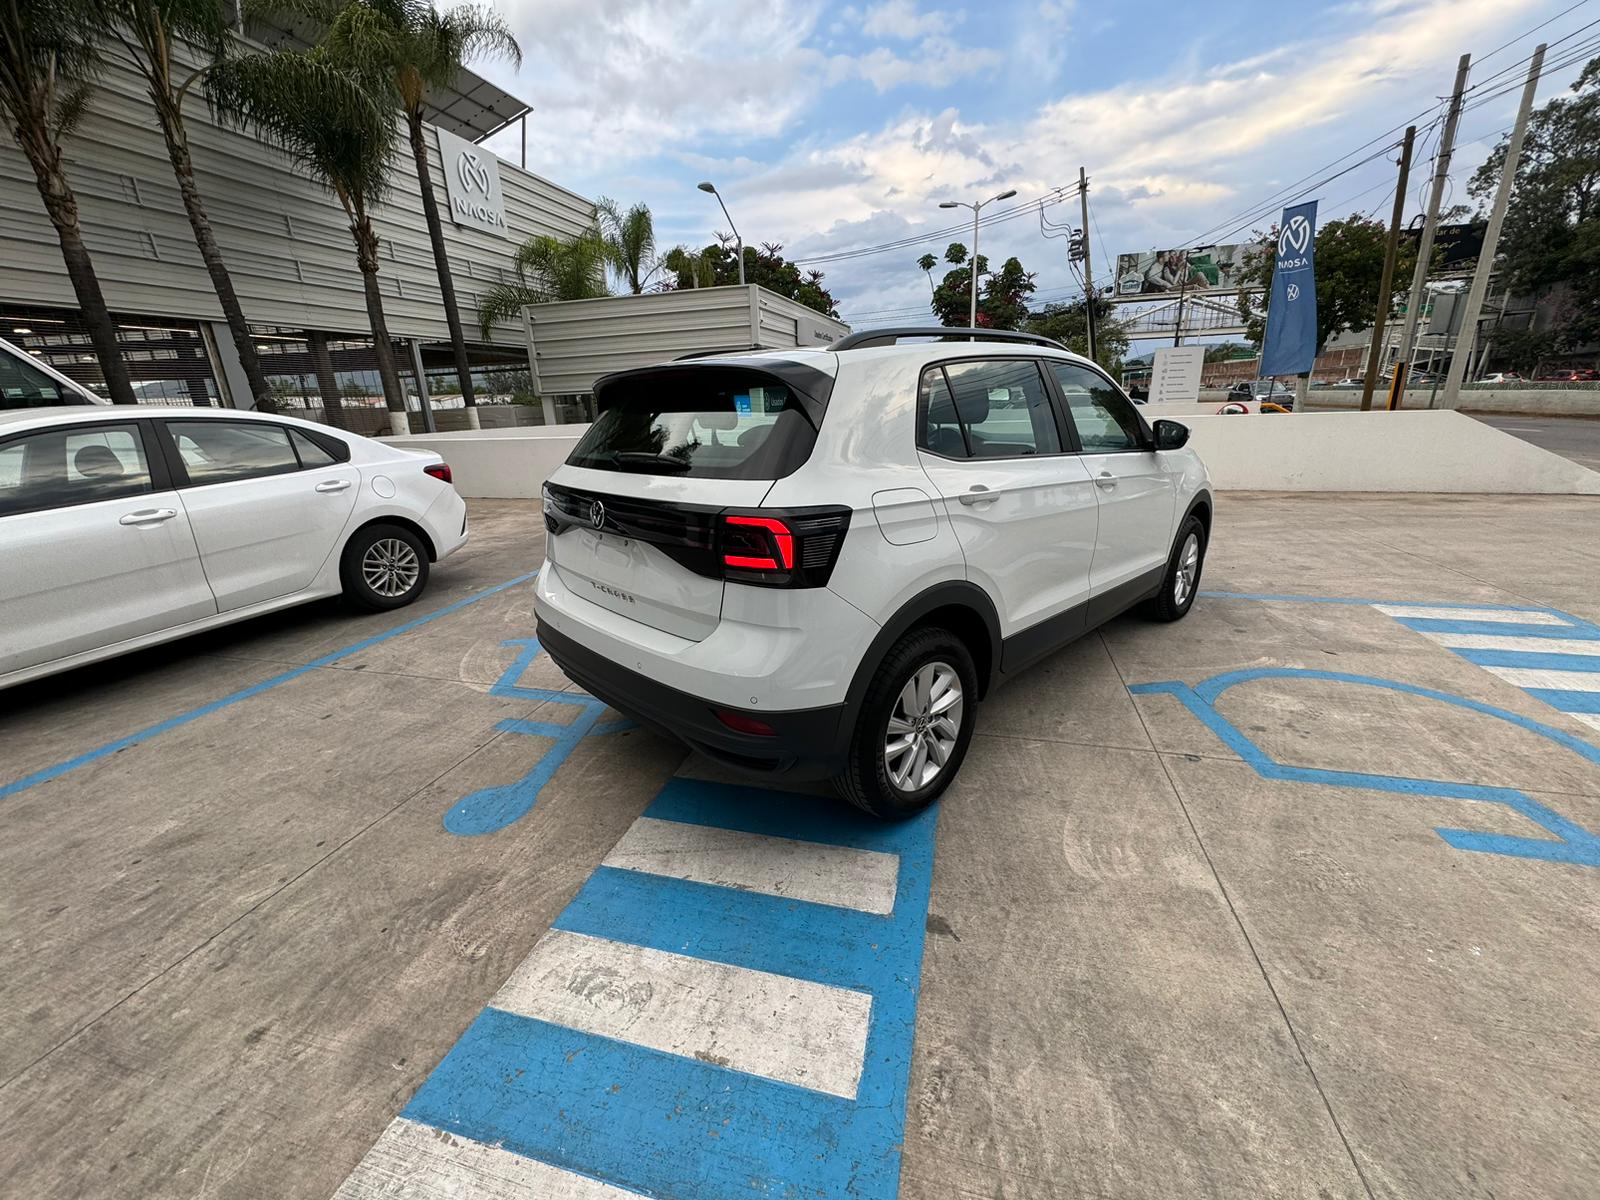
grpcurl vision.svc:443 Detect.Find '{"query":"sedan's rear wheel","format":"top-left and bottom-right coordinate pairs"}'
top-left (342, 523), bottom-right (430, 611)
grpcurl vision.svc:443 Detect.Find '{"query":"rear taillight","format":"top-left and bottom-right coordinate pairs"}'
top-left (423, 462), bottom-right (453, 484)
top-left (718, 506), bottom-right (851, 589)
top-left (714, 708), bottom-right (777, 737)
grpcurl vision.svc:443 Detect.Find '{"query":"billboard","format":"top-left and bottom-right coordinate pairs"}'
top-left (1113, 243), bottom-right (1253, 300)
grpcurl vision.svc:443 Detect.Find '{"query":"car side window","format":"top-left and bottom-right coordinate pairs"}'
top-left (1049, 363), bottom-right (1147, 452)
top-left (919, 359), bottom-right (1061, 459)
top-left (0, 348), bottom-right (71, 408)
top-left (0, 424), bottom-right (154, 517)
top-left (167, 420), bottom-right (299, 486)
top-left (289, 428), bottom-right (338, 467)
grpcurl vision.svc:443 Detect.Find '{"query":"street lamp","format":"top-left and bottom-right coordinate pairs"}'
top-left (697, 181), bottom-right (745, 287)
top-left (938, 188), bottom-right (1017, 328)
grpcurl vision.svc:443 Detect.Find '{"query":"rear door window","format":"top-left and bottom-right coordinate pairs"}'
top-left (166, 420), bottom-right (300, 485)
top-left (919, 359), bottom-right (1061, 458)
top-left (569, 370), bottom-right (819, 479)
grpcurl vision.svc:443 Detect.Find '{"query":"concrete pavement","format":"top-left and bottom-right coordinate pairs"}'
top-left (2, 494), bottom-right (1598, 1199)
top-left (1473, 413), bottom-right (1600, 471)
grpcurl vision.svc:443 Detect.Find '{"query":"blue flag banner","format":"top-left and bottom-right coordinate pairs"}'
top-left (1260, 200), bottom-right (1318, 377)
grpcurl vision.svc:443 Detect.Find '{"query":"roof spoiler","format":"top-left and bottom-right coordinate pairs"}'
top-left (828, 326), bottom-right (1069, 352)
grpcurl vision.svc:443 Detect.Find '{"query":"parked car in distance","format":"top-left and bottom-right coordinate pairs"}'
top-left (1226, 380), bottom-right (1295, 409)
top-left (535, 327), bottom-right (1213, 820)
top-left (1536, 367), bottom-right (1597, 382)
top-left (0, 336), bottom-right (109, 408)
top-left (1, 407), bottom-right (467, 690)
top-left (1478, 372), bottom-right (1522, 384)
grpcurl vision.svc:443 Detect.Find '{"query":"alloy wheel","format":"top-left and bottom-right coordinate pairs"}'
top-left (884, 661), bottom-right (964, 792)
top-left (362, 537), bottom-right (421, 598)
top-left (1174, 532), bottom-right (1200, 607)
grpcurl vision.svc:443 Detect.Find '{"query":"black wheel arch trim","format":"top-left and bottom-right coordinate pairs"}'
top-left (1182, 488), bottom-right (1215, 534)
top-left (842, 581), bottom-right (1004, 722)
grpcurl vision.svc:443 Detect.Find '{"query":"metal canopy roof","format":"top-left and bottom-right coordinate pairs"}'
top-left (247, 16), bottom-right (531, 143)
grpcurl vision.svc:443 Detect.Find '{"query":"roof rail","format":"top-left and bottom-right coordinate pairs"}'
top-left (827, 326), bottom-right (1068, 352)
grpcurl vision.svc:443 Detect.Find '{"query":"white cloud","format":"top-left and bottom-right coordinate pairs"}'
top-left (845, 0), bottom-right (960, 40)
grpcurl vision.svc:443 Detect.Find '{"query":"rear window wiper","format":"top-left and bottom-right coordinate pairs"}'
top-left (610, 451), bottom-right (691, 472)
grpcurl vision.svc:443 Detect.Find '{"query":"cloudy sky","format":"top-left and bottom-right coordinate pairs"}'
top-left (474, 0), bottom-right (1597, 326)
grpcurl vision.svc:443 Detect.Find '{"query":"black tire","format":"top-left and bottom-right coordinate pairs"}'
top-left (341, 522), bottom-right (430, 612)
top-left (1142, 514), bottom-right (1206, 622)
top-left (833, 626), bottom-right (979, 820)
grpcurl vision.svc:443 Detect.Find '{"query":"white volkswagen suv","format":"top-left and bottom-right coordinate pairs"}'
top-left (535, 328), bottom-right (1212, 818)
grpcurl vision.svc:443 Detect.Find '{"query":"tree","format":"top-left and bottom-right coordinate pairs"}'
top-left (1235, 214), bottom-right (1417, 356)
top-left (0, 0), bottom-right (136, 402)
top-left (209, 48), bottom-right (411, 431)
top-left (1026, 296), bottom-right (1129, 372)
top-left (311, 0), bottom-right (520, 418)
top-left (475, 226), bottom-right (610, 335)
top-left (596, 196), bottom-right (657, 294)
top-left (1469, 55), bottom-right (1600, 347)
top-left (110, 0), bottom-right (276, 409)
top-left (927, 242), bottom-right (1036, 329)
top-left (662, 237), bottom-right (838, 316)
top-left (917, 252), bottom-right (937, 294)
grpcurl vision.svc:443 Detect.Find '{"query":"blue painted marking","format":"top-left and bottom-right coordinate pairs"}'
top-left (1132, 669), bottom-right (1600, 868)
top-left (0, 572), bottom-right (539, 803)
top-left (1198, 590), bottom-right (1564, 613)
top-left (403, 777), bottom-right (939, 1198)
top-left (1455, 649), bottom-right (1600, 672)
top-left (1392, 617), bottom-right (1594, 639)
top-left (1523, 688), bottom-right (1600, 714)
top-left (442, 638), bottom-right (636, 837)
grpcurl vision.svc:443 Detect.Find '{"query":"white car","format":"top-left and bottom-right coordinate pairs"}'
top-left (535, 327), bottom-right (1213, 818)
top-left (0, 335), bottom-right (111, 407)
top-left (0, 406), bottom-right (467, 689)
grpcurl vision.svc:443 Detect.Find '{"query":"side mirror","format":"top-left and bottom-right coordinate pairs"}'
top-left (1153, 419), bottom-right (1190, 450)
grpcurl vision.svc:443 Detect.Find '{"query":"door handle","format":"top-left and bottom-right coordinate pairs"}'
top-left (315, 479), bottom-right (353, 493)
top-left (1095, 472), bottom-right (1118, 490)
top-left (957, 485), bottom-right (996, 506)
top-left (119, 508), bottom-right (178, 526)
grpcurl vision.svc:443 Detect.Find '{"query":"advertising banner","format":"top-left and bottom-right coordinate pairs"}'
top-left (1113, 243), bottom-right (1252, 300)
top-left (1149, 346), bottom-right (1205, 404)
top-left (1259, 201), bottom-right (1318, 378)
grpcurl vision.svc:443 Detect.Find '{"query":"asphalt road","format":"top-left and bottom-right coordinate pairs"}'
top-left (1474, 414), bottom-right (1600, 471)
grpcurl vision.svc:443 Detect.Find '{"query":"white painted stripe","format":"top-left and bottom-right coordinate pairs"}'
top-left (603, 816), bottom-right (899, 915)
top-left (1373, 604), bottom-right (1570, 625)
top-left (1419, 632), bottom-right (1600, 655)
top-left (1483, 666), bottom-right (1600, 693)
top-left (1570, 713), bottom-right (1600, 734)
top-left (490, 929), bottom-right (872, 1099)
top-left (333, 1117), bottom-right (639, 1199)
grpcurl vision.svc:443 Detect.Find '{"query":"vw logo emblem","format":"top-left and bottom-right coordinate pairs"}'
top-left (457, 150), bottom-right (492, 195)
top-left (1286, 283), bottom-right (1301, 301)
top-left (589, 500), bottom-right (605, 530)
top-left (1278, 214), bottom-right (1312, 256)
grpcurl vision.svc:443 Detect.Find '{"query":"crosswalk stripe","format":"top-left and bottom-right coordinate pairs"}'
top-left (603, 815), bottom-right (900, 915)
top-left (489, 928), bottom-right (874, 1099)
top-left (1419, 632), bottom-right (1600, 654)
top-left (1483, 666), bottom-right (1600, 693)
top-left (333, 1117), bottom-right (644, 1199)
top-left (1373, 604), bottom-right (1571, 625)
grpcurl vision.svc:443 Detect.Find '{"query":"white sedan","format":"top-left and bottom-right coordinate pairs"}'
top-left (0, 406), bottom-right (467, 690)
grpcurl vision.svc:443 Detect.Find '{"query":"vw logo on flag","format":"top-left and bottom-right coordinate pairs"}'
top-left (1279, 214), bottom-right (1312, 256)
top-left (1286, 283), bottom-right (1301, 301)
top-left (458, 151), bottom-right (493, 196)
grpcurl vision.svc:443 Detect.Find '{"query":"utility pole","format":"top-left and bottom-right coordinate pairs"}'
top-left (1078, 167), bottom-right (1097, 363)
top-left (1440, 44), bottom-right (1545, 408)
top-left (1360, 126), bottom-right (1416, 411)
top-left (1391, 53), bottom-right (1470, 410)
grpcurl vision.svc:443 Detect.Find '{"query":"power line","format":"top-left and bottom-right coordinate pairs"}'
top-left (793, 186), bottom-right (1079, 266)
top-left (1473, 0), bottom-right (1591, 68)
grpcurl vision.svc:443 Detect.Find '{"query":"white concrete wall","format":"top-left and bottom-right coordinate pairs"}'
top-left (1300, 389), bottom-right (1600, 416)
top-left (1181, 410), bottom-right (1600, 494)
top-left (394, 410), bottom-right (1600, 499)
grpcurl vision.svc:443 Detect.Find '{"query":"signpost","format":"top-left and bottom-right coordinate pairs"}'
top-left (1150, 345), bottom-right (1205, 404)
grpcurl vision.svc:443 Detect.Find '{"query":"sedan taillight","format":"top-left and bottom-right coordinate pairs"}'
top-left (423, 463), bottom-right (453, 484)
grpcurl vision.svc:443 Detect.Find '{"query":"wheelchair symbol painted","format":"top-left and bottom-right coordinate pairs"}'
top-left (1132, 667), bottom-right (1600, 869)
top-left (443, 639), bottom-right (636, 836)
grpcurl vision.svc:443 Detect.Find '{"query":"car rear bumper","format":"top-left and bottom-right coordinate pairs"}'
top-left (536, 619), bottom-right (851, 781)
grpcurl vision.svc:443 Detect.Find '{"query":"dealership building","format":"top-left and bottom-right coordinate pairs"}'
top-left (0, 20), bottom-right (595, 432)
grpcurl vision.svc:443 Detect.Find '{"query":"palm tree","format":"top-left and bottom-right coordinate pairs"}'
top-left (476, 227), bottom-right (609, 336)
top-left (662, 245), bottom-right (716, 289)
top-left (1, 0), bottom-right (137, 403)
top-left (596, 196), bottom-right (656, 294)
top-left (316, 0), bottom-right (519, 428)
top-left (917, 252), bottom-right (937, 294)
top-left (109, 0), bottom-right (275, 409)
top-left (208, 48), bottom-right (412, 433)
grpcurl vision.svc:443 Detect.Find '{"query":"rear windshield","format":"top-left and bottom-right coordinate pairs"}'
top-left (568, 371), bottom-right (819, 479)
